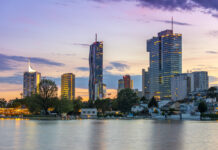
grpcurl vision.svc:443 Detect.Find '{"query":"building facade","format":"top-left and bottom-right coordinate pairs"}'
top-left (171, 74), bottom-right (191, 101)
top-left (118, 75), bottom-right (133, 93)
top-left (142, 69), bottom-right (149, 99)
top-left (23, 62), bottom-right (41, 97)
top-left (89, 35), bottom-right (104, 101)
top-left (193, 71), bottom-right (209, 91)
top-left (147, 29), bottom-right (182, 100)
top-left (61, 73), bottom-right (75, 100)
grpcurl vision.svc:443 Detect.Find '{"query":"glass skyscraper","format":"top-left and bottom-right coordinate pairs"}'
top-left (147, 29), bottom-right (182, 99)
top-left (23, 61), bottom-right (41, 97)
top-left (61, 73), bottom-right (75, 100)
top-left (89, 35), bottom-right (104, 101)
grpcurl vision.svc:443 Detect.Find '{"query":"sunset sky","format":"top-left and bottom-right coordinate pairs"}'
top-left (0, 0), bottom-right (218, 100)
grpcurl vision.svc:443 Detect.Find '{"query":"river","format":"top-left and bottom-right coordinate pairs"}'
top-left (0, 119), bottom-right (218, 150)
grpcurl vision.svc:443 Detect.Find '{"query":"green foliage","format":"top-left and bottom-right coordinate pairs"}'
top-left (148, 97), bottom-right (158, 108)
top-left (54, 99), bottom-right (73, 115)
top-left (72, 98), bottom-right (83, 115)
top-left (207, 87), bottom-right (217, 98)
top-left (6, 98), bottom-right (25, 108)
top-left (0, 98), bottom-right (7, 108)
top-left (111, 99), bottom-right (118, 111)
top-left (198, 101), bottom-right (208, 114)
top-left (117, 88), bottom-right (139, 113)
top-left (94, 98), bottom-right (111, 114)
top-left (140, 96), bottom-right (149, 104)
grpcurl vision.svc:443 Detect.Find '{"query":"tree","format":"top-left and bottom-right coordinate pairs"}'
top-left (94, 98), bottom-right (111, 114)
top-left (140, 96), bottom-right (149, 104)
top-left (72, 97), bottom-right (83, 115)
top-left (207, 87), bottom-right (217, 98)
top-left (6, 98), bottom-right (25, 108)
top-left (198, 101), bottom-right (207, 114)
top-left (26, 79), bottom-right (58, 115)
top-left (54, 99), bottom-right (73, 115)
top-left (0, 98), bottom-right (7, 108)
top-left (148, 97), bottom-right (158, 108)
top-left (117, 88), bottom-right (139, 113)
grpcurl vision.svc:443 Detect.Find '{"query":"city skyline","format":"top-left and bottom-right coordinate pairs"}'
top-left (1, 0), bottom-right (218, 100)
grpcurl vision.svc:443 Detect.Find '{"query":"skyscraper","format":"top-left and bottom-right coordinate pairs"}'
top-left (193, 71), bottom-right (209, 91)
top-left (23, 60), bottom-right (41, 97)
top-left (142, 69), bottom-right (149, 99)
top-left (61, 73), bottom-right (75, 100)
top-left (117, 75), bottom-right (133, 93)
top-left (147, 28), bottom-right (182, 99)
top-left (89, 34), bottom-right (104, 101)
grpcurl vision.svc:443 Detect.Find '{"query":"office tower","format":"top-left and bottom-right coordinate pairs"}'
top-left (123, 75), bottom-right (133, 89)
top-left (171, 74), bottom-right (191, 101)
top-left (147, 28), bottom-right (182, 100)
top-left (118, 79), bottom-right (125, 93)
top-left (61, 73), bottom-right (75, 100)
top-left (117, 75), bottom-right (133, 93)
top-left (142, 69), bottom-right (149, 99)
top-left (193, 71), bottom-right (209, 91)
top-left (89, 34), bottom-right (104, 101)
top-left (23, 60), bottom-right (41, 97)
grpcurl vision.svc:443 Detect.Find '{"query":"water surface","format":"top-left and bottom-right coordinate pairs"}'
top-left (0, 119), bottom-right (218, 150)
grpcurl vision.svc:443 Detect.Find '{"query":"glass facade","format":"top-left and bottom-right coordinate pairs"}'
top-left (89, 41), bottom-right (103, 101)
top-left (61, 73), bottom-right (75, 100)
top-left (147, 30), bottom-right (182, 99)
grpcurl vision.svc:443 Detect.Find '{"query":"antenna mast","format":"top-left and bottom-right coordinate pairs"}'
top-left (172, 16), bottom-right (174, 33)
top-left (95, 33), bottom-right (97, 42)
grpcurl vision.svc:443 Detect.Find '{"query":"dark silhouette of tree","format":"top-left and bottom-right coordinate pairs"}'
top-left (148, 97), bottom-right (158, 108)
top-left (117, 88), bottom-right (139, 113)
top-left (198, 101), bottom-right (207, 114)
top-left (0, 98), bottom-right (7, 108)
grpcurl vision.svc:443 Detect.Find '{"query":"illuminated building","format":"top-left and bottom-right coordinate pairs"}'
top-left (142, 69), bottom-right (149, 99)
top-left (89, 34), bottom-right (104, 101)
top-left (118, 75), bottom-right (133, 93)
top-left (147, 22), bottom-right (182, 99)
top-left (61, 73), bottom-right (75, 100)
top-left (23, 60), bottom-right (41, 97)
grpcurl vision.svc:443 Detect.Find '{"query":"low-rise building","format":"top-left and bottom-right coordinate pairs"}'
top-left (81, 108), bottom-right (97, 118)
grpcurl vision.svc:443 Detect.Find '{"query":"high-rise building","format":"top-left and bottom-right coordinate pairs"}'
top-left (142, 69), bottom-right (149, 99)
top-left (61, 73), bottom-right (75, 100)
top-left (171, 74), bottom-right (191, 101)
top-left (117, 75), bottom-right (133, 93)
top-left (118, 79), bottom-right (124, 93)
top-left (89, 34), bottom-right (104, 101)
top-left (193, 71), bottom-right (209, 91)
top-left (23, 60), bottom-right (41, 97)
top-left (147, 29), bottom-right (182, 99)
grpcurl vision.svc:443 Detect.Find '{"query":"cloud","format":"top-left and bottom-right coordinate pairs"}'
top-left (155, 20), bottom-right (191, 26)
top-left (106, 61), bottom-right (129, 71)
top-left (73, 43), bottom-right (90, 47)
top-left (208, 30), bottom-right (218, 37)
top-left (92, 0), bottom-right (218, 18)
top-left (76, 67), bottom-right (89, 71)
top-left (206, 51), bottom-right (218, 54)
top-left (0, 53), bottom-right (64, 71)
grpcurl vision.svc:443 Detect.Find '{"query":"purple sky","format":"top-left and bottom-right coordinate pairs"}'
top-left (0, 0), bottom-right (218, 100)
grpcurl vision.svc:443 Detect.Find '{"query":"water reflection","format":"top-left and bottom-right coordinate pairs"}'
top-left (89, 120), bottom-right (106, 150)
top-left (150, 120), bottom-right (184, 150)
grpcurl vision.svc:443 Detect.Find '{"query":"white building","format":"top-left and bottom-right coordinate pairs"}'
top-left (81, 108), bottom-right (97, 118)
top-left (171, 74), bottom-right (191, 101)
top-left (131, 104), bottom-right (148, 113)
top-left (23, 60), bottom-right (41, 97)
top-left (193, 71), bottom-right (208, 91)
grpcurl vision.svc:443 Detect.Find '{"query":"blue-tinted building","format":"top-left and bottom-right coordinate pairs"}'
top-left (147, 29), bottom-right (182, 100)
top-left (89, 35), bottom-right (104, 101)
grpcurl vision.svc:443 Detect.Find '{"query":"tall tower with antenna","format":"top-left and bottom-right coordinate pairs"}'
top-left (89, 34), bottom-right (105, 101)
